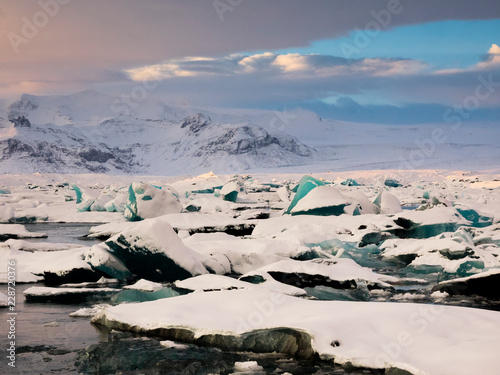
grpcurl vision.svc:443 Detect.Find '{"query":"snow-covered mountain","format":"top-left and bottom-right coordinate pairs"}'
top-left (1, 90), bottom-right (499, 175)
top-left (0, 91), bottom-right (313, 174)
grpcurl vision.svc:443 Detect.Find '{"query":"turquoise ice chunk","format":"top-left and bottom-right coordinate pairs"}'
top-left (124, 184), bottom-right (140, 221)
top-left (111, 287), bottom-right (180, 303)
top-left (71, 184), bottom-right (84, 204)
top-left (285, 175), bottom-right (324, 214)
top-left (341, 178), bottom-right (360, 186)
top-left (384, 178), bottom-right (402, 187)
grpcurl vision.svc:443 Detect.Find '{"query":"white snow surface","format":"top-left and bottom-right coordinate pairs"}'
top-left (93, 289), bottom-right (500, 375)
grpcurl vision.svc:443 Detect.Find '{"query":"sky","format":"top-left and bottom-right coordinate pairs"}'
top-left (1, 0), bottom-right (499, 124)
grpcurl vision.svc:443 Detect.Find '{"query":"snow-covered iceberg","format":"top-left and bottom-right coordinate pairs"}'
top-left (124, 182), bottom-right (182, 221)
top-left (432, 268), bottom-right (500, 298)
top-left (285, 175), bottom-right (324, 214)
top-left (289, 186), bottom-right (350, 216)
top-left (104, 216), bottom-right (208, 282)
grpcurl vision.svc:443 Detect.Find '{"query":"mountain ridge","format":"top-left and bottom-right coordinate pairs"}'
top-left (0, 92), bottom-right (315, 174)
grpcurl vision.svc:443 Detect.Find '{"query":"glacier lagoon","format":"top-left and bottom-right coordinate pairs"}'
top-left (1, 170), bottom-right (500, 374)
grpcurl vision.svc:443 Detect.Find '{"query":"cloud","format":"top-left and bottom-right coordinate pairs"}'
top-left (1, 0), bottom-right (499, 99)
top-left (476, 43), bottom-right (500, 69)
top-left (126, 52), bottom-right (427, 81)
top-left (435, 43), bottom-right (500, 74)
top-left (489, 44), bottom-right (500, 54)
top-left (118, 47), bottom-right (500, 117)
top-left (1, 1), bottom-right (499, 124)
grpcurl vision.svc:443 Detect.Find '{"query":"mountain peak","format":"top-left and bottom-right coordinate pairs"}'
top-left (180, 113), bottom-right (211, 134)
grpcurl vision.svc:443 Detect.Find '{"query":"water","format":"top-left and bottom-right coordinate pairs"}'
top-left (2, 283), bottom-right (109, 374)
top-left (22, 223), bottom-right (102, 246)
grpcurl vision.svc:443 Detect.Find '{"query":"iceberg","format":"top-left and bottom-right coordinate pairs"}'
top-left (384, 178), bottom-right (402, 187)
top-left (380, 227), bottom-right (500, 278)
top-left (84, 243), bottom-right (133, 280)
top-left (240, 258), bottom-right (397, 292)
top-left (71, 184), bottom-right (97, 212)
top-left (111, 287), bottom-right (180, 303)
top-left (184, 232), bottom-right (305, 275)
top-left (344, 191), bottom-right (378, 214)
top-left (92, 289), bottom-right (500, 375)
top-left (219, 180), bottom-right (240, 202)
top-left (71, 184), bottom-right (84, 204)
top-left (0, 241), bottom-right (103, 283)
top-left (74, 330), bottom-right (239, 375)
top-left (0, 205), bottom-right (15, 223)
top-left (304, 284), bottom-right (371, 301)
top-left (11, 208), bottom-right (49, 223)
top-left (340, 178), bottom-right (361, 186)
top-left (90, 192), bottom-right (114, 212)
top-left (87, 221), bottom-right (137, 240)
top-left (0, 223), bottom-right (46, 240)
top-left (4, 239), bottom-right (81, 252)
top-left (175, 273), bottom-right (304, 296)
top-left (104, 190), bottom-right (128, 212)
top-left (456, 207), bottom-right (493, 228)
top-left (285, 175), bottom-right (324, 214)
top-left (175, 274), bottom-right (253, 292)
top-left (289, 186), bottom-right (349, 216)
top-left (372, 191), bottom-right (401, 214)
top-left (123, 278), bottom-right (164, 292)
top-left (432, 269), bottom-right (500, 298)
top-left (124, 182), bottom-right (182, 221)
top-left (391, 206), bottom-right (470, 239)
top-left (104, 216), bottom-right (208, 282)
top-left (69, 304), bottom-right (112, 318)
top-left (24, 286), bottom-right (117, 303)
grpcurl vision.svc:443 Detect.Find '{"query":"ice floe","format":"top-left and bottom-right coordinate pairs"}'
top-left (92, 289), bottom-right (500, 375)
